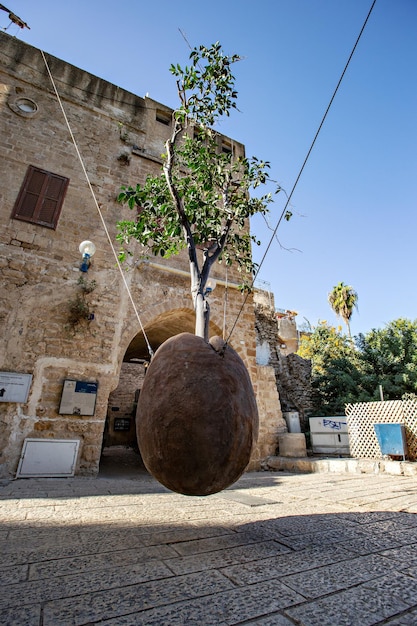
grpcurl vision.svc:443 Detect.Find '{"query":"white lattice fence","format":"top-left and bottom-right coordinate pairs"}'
top-left (345, 400), bottom-right (417, 461)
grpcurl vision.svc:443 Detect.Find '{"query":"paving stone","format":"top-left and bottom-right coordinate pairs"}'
top-left (140, 525), bottom-right (234, 547)
top-left (95, 578), bottom-right (304, 626)
top-left (0, 563), bottom-right (28, 585)
top-left (2, 542), bottom-right (102, 568)
top-left (42, 570), bottom-right (234, 625)
top-left (370, 512), bottom-right (417, 529)
top-left (381, 545), bottom-right (417, 568)
top-left (386, 525), bottom-right (417, 546)
top-left (220, 490), bottom-right (281, 507)
top-left (0, 604), bottom-right (41, 626)
top-left (281, 553), bottom-right (398, 598)
top-left (341, 525), bottom-right (417, 557)
top-left (336, 510), bottom-right (417, 526)
top-left (167, 530), bottom-right (265, 556)
top-left (0, 560), bottom-right (173, 610)
top-left (285, 572), bottom-right (417, 626)
top-left (254, 514), bottom-right (357, 537)
top-left (3, 533), bottom-right (85, 556)
top-left (265, 525), bottom-right (362, 550)
top-left (28, 543), bottom-right (178, 579)
top-left (383, 606), bottom-right (417, 624)
top-left (164, 540), bottom-right (291, 575)
top-left (220, 544), bottom-right (355, 585)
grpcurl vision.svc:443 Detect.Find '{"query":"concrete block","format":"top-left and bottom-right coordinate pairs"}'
top-left (346, 459), bottom-right (360, 473)
top-left (357, 459), bottom-right (381, 474)
top-left (402, 462), bottom-right (417, 476)
top-left (313, 459), bottom-right (330, 473)
top-left (327, 459), bottom-right (348, 473)
top-left (278, 433), bottom-right (307, 458)
top-left (383, 460), bottom-right (403, 475)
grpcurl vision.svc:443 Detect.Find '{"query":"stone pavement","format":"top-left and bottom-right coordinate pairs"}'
top-left (1, 464), bottom-right (417, 625)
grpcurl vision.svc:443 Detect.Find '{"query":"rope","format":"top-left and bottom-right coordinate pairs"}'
top-left (40, 49), bottom-right (154, 359)
top-left (225, 0), bottom-right (377, 347)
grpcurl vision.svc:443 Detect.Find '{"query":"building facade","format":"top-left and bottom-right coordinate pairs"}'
top-left (0, 33), bottom-right (286, 479)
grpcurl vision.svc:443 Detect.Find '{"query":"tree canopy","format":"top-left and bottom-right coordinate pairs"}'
top-left (298, 318), bottom-right (417, 415)
top-left (117, 42), bottom-right (280, 339)
top-left (356, 318), bottom-right (417, 400)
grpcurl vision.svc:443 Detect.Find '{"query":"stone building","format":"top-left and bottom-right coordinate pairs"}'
top-left (0, 33), bottom-right (287, 479)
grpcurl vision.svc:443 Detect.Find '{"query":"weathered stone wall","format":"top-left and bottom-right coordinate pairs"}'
top-left (248, 365), bottom-right (287, 467)
top-left (0, 33), bottom-right (281, 477)
top-left (275, 353), bottom-right (313, 430)
top-left (254, 291), bottom-right (313, 431)
top-left (252, 292), bottom-right (287, 458)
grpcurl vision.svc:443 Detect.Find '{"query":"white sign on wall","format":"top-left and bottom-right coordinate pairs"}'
top-left (59, 379), bottom-right (98, 415)
top-left (16, 439), bottom-right (80, 477)
top-left (0, 372), bottom-right (32, 403)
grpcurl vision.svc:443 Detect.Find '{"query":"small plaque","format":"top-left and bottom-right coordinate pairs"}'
top-left (0, 372), bottom-right (32, 403)
top-left (59, 379), bottom-right (98, 416)
top-left (114, 418), bottom-right (131, 431)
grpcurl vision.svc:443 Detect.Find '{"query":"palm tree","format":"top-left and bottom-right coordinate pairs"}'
top-left (328, 282), bottom-right (358, 338)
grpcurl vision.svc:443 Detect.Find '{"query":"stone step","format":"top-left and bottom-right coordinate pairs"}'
top-left (262, 455), bottom-right (417, 476)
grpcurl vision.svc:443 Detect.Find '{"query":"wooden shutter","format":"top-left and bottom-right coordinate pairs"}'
top-left (12, 165), bottom-right (69, 229)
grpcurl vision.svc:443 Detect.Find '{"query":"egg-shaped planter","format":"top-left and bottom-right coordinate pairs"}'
top-left (136, 332), bottom-right (259, 495)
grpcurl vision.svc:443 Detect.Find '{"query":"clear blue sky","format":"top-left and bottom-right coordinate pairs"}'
top-left (3, 0), bottom-right (416, 337)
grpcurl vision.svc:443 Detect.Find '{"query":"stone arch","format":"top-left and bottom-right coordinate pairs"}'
top-left (119, 292), bottom-right (226, 363)
top-left (124, 308), bottom-right (224, 362)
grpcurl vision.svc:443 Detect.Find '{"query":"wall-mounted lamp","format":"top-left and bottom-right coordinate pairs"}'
top-left (204, 277), bottom-right (217, 296)
top-left (79, 240), bottom-right (96, 272)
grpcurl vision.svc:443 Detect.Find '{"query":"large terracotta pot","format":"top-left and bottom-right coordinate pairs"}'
top-left (136, 333), bottom-right (258, 495)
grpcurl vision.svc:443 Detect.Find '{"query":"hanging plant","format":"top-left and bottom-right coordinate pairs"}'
top-left (117, 151), bottom-right (131, 166)
top-left (67, 277), bottom-right (97, 328)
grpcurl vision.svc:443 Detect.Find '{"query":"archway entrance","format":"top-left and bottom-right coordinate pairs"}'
top-left (100, 308), bottom-right (221, 476)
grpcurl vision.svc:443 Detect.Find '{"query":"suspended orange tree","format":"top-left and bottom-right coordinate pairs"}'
top-left (117, 42), bottom-right (281, 340)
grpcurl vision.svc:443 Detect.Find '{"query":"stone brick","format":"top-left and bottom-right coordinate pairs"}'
top-left (358, 459), bottom-right (382, 474)
top-left (402, 462), bottom-right (417, 476)
top-left (383, 460), bottom-right (403, 476)
top-left (278, 434), bottom-right (307, 458)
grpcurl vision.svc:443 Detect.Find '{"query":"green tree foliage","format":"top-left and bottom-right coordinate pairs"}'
top-left (356, 319), bottom-right (417, 400)
top-left (298, 318), bottom-right (417, 415)
top-left (298, 322), bottom-right (361, 415)
top-left (328, 282), bottom-right (358, 338)
top-left (117, 43), bottom-right (280, 339)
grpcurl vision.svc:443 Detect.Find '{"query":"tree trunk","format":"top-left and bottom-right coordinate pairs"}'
top-left (195, 292), bottom-right (210, 341)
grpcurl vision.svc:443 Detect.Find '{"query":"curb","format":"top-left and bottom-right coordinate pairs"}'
top-left (261, 455), bottom-right (417, 477)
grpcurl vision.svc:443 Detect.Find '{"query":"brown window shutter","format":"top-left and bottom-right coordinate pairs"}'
top-left (12, 165), bottom-right (69, 229)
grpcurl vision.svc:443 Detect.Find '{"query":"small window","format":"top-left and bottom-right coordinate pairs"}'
top-left (11, 165), bottom-right (69, 229)
top-left (221, 139), bottom-right (233, 155)
top-left (16, 98), bottom-right (38, 114)
top-left (156, 109), bottom-right (171, 126)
